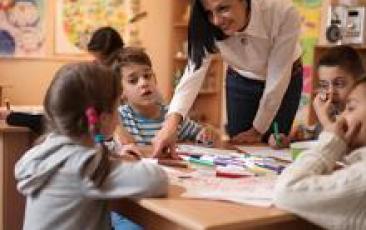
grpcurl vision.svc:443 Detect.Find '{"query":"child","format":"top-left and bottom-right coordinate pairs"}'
top-left (112, 47), bottom-right (217, 146)
top-left (274, 77), bottom-right (366, 229)
top-left (87, 26), bottom-right (124, 65)
top-left (15, 62), bottom-right (168, 230)
top-left (0, 27), bottom-right (125, 134)
top-left (269, 45), bottom-right (364, 148)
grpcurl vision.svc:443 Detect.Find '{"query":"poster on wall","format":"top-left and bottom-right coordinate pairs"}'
top-left (0, 0), bottom-right (46, 57)
top-left (292, 0), bottom-right (322, 126)
top-left (55, 0), bottom-right (140, 55)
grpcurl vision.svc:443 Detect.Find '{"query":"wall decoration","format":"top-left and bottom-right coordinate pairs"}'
top-left (55, 0), bottom-right (142, 55)
top-left (0, 0), bottom-right (46, 57)
top-left (293, 0), bottom-right (322, 126)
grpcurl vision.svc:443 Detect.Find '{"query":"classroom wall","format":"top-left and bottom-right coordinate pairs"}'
top-left (0, 0), bottom-right (172, 105)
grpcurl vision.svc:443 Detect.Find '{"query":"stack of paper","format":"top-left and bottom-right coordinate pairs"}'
top-left (166, 168), bottom-right (276, 207)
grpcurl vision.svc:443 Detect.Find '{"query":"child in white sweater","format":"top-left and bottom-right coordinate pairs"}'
top-left (274, 77), bottom-right (366, 230)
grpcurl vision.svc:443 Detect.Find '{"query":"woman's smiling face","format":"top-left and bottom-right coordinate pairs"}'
top-left (201, 0), bottom-right (249, 36)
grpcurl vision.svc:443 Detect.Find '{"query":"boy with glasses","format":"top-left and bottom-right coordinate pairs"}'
top-left (269, 45), bottom-right (364, 148)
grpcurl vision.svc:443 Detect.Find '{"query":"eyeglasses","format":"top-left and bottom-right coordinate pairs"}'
top-left (318, 78), bottom-right (347, 91)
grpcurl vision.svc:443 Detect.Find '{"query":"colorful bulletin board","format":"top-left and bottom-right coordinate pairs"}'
top-left (0, 0), bottom-right (46, 57)
top-left (55, 0), bottom-right (138, 55)
top-left (293, 0), bottom-right (322, 125)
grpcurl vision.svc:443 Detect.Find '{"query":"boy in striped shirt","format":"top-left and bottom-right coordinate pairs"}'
top-left (113, 47), bottom-right (216, 145)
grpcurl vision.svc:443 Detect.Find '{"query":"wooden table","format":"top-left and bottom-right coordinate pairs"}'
top-left (111, 145), bottom-right (320, 230)
top-left (112, 185), bottom-right (319, 230)
top-left (0, 122), bottom-right (32, 230)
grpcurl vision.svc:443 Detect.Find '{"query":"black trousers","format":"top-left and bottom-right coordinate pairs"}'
top-left (226, 59), bottom-right (303, 142)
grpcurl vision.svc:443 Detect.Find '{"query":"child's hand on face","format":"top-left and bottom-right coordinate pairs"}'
top-left (117, 143), bottom-right (142, 161)
top-left (313, 93), bottom-right (336, 127)
top-left (196, 126), bottom-right (216, 146)
top-left (324, 117), bottom-right (361, 147)
top-left (268, 133), bottom-right (290, 149)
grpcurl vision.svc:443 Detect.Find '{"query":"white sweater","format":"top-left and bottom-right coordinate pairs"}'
top-left (274, 132), bottom-right (366, 230)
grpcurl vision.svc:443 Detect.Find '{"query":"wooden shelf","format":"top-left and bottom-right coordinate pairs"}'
top-left (198, 90), bottom-right (218, 95)
top-left (316, 44), bottom-right (366, 49)
top-left (174, 22), bottom-right (188, 28)
top-left (171, 1), bottom-right (223, 128)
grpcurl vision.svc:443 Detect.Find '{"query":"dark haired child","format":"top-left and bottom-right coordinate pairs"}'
top-left (112, 47), bottom-right (218, 146)
top-left (15, 62), bottom-right (167, 230)
top-left (269, 45), bottom-right (364, 148)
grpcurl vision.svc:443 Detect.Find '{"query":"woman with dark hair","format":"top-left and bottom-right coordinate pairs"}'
top-left (153, 0), bottom-right (303, 156)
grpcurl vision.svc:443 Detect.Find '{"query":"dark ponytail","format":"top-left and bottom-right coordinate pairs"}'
top-left (188, 0), bottom-right (225, 70)
top-left (44, 62), bottom-right (122, 187)
top-left (188, 0), bottom-right (251, 69)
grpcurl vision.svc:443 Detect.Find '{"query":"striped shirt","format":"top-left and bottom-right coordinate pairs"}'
top-left (118, 104), bottom-right (202, 145)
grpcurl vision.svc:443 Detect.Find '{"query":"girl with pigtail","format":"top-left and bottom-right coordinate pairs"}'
top-left (15, 62), bottom-right (168, 230)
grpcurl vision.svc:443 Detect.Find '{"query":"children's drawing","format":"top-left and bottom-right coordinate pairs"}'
top-left (293, 0), bottom-right (322, 125)
top-left (0, 0), bottom-right (46, 57)
top-left (55, 0), bottom-right (141, 55)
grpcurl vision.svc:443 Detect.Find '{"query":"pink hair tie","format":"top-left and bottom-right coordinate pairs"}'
top-left (85, 107), bottom-right (98, 125)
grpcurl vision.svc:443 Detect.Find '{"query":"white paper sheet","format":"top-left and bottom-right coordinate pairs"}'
top-left (166, 168), bottom-right (276, 207)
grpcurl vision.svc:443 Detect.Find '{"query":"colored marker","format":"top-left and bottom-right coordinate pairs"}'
top-left (273, 122), bottom-right (282, 146)
top-left (188, 157), bottom-right (214, 167)
top-left (216, 166), bottom-right (254, 178)
top-left (254, 163), bottom-right (284, 174)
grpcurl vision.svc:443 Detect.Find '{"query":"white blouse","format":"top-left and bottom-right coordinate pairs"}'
top-left (169, 0), bottom-right (302, 133)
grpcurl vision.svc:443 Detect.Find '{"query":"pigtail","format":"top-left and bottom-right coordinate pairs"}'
top-left (85, 107), bottom-right (110, 187)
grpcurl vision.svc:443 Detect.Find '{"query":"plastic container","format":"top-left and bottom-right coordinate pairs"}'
top-left (290, 140), bottom-right (318, 160)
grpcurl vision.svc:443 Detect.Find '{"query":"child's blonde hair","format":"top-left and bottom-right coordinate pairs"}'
top-left (44, 62), bottom-right (122, 186)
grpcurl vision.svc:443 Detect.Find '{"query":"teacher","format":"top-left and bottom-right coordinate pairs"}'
top-left (153, 0), bottom-right (303, 155)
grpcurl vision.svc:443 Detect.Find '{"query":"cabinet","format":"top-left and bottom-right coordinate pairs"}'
top-left (170, 0), bottom-right (224, 128)
top-left (309, 44), bottom-right (366, 124)
top-left (0, 122), bottom-right (32, 230)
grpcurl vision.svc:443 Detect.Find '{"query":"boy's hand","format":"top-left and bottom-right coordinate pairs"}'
top-left (152, 114), bottom-right (181, 159)
top-left (196, 126), bottom-right (217, 146)
top-left (324, 117), bottom-right (361, 147)
top-left (313, 93), bottom-right (335, 127)
top-left (268, 133), bottom-right (290, 149)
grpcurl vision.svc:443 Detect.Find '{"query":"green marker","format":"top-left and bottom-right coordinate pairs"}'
top-left (273, 122), bottom-right (282, 146)
top-left (188, 157), bottom-right (214, 167)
